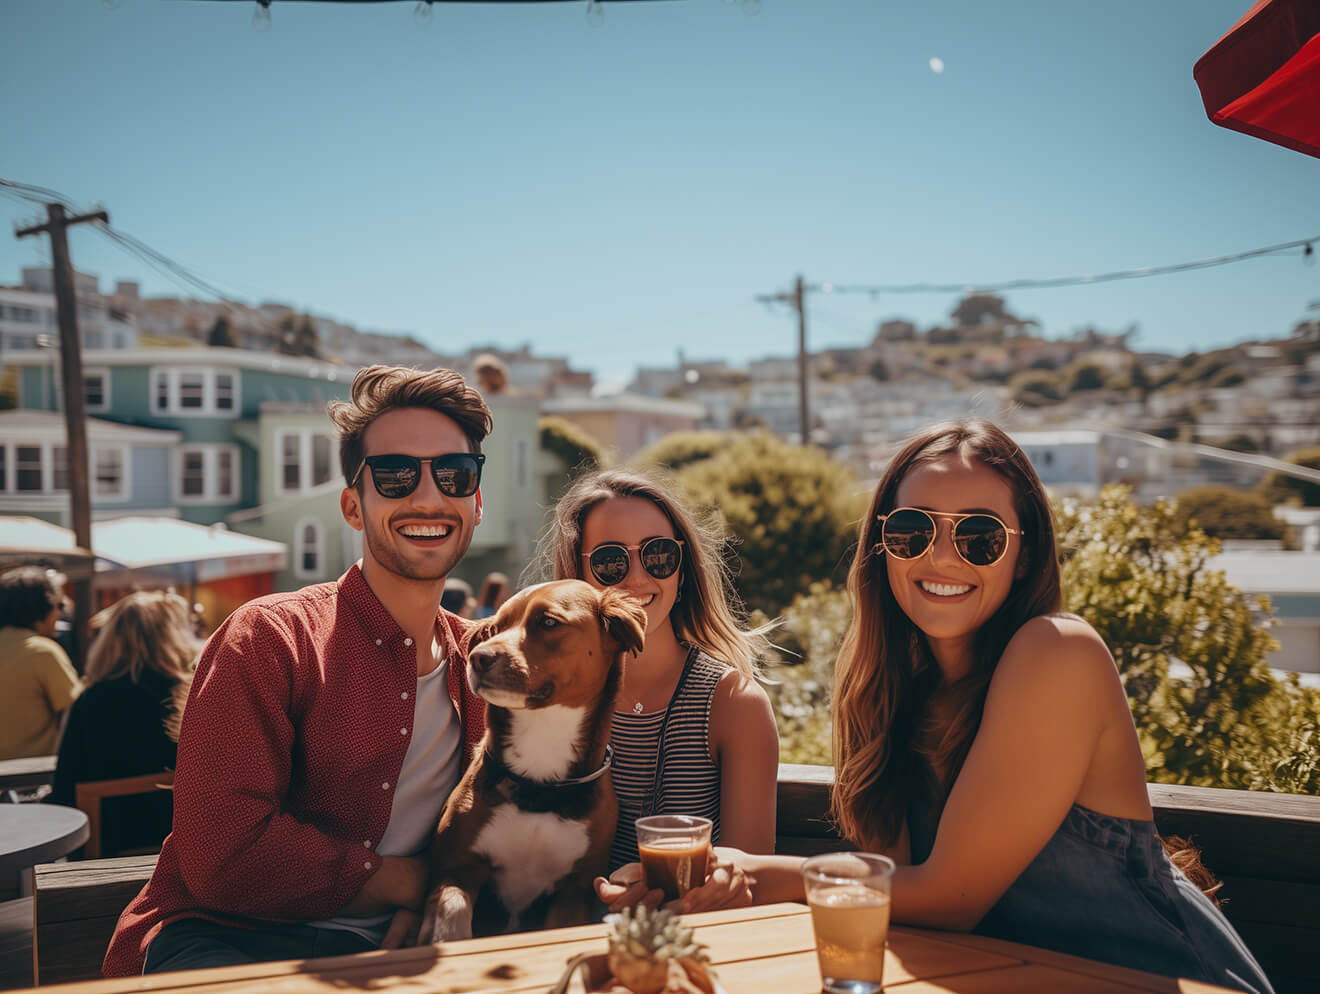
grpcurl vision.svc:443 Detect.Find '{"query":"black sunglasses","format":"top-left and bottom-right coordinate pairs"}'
top-left (582, 537), bottom-right (684, 586)
top-left (874, 507), bottom-right (1025, 568)
top-left (351, 453), bottom-right (485, 499)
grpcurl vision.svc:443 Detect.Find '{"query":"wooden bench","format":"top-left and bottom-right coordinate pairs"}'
top-left (30, 768), bottom-right (1320, 991)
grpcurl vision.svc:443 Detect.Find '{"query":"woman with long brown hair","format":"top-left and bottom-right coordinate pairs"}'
top-left (682, 420), bottom-right (1272, 993)
top-left (48, 590), bottom-right (199, 856)
top-left (543, 467), bottom-right (778, 905)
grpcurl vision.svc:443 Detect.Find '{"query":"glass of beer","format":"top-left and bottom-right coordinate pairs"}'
top-left (635, 814), bottom-right (712, 902)
top-left (801, 852), bottom-right (896, 994)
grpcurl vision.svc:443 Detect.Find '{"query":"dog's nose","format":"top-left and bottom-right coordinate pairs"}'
top-left (469, 644), bottom-right (496, 674)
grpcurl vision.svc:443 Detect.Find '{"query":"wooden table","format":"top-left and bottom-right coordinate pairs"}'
top-left (24, 902), bottom-right (1239, 994)
top-left (0, 805), bottom-right (87, 898)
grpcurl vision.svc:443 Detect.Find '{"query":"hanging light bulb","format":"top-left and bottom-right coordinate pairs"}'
top-left (414, 1), bottom-right (434, 26)
top-left (585, 1), bottom-right (605, 27)
top-left (252, 0), bottom-right (272, 32)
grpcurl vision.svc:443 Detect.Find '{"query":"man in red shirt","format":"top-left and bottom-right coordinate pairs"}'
top-left (104, 366), bottom-right (493, 976)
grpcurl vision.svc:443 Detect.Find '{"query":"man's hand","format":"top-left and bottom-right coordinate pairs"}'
top-left (381, 908), bottom-right (420, 949)
top-left (339, 856), bottom-right (427, 916)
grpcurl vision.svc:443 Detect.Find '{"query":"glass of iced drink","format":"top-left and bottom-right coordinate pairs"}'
top-left (635, 815), bottom-right (713, 902)
top-left (801, 852), bottom-right (896, 994)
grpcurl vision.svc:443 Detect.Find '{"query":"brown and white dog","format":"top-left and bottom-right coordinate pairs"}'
top-left (419, 579), bottom-right (646, 942)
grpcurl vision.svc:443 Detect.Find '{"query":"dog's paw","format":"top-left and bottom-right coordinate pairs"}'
top-left (419, 884), bottom-right (475, 944)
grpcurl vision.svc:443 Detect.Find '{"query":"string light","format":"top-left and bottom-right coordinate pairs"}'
top-left (252, 0), bottom-right (272, 33)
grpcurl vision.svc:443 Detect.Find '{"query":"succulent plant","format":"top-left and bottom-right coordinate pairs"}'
top-left (606, 905), bottom-right (710, 994)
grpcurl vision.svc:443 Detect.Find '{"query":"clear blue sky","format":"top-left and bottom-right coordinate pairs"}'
top-left (2, 0), bottom-right (1317, 386)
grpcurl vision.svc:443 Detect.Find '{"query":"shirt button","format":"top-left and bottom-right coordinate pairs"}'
top-left (400, 727), bottom-right (408, 735)
top-left (404, 637), bottom-right (413, 646)
top-left (381, 782), bottom-right (390, 790)
top-left (401, 691), bottom-right (409, 700)
top-left (364, 840), bottom-right (372, 848)
top-left (364, 861), bottom-right (373, 870)
top-left (375, 638), bottom-right (382, 646)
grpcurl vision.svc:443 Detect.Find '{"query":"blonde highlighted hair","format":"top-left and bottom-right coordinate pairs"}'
top-left (830, 420), bottom-right (1062, 851)
top-left (85, 591), bottom-right (200, 689)
top-left (543, 467), bottom-right (771, 679)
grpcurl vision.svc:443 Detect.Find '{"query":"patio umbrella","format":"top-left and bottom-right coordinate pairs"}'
top-left (1194, 0), bottom-right (1320, 159)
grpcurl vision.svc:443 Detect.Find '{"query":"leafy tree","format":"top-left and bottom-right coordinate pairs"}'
top-left (1066, 359), bottom-right (1108, 392)
top-left (1208, 365), bottom-right (1246, 388)
top-left (539, 415), bottom-right (605, 477)
top-left (1258, 446), bottom-right (1320, 507)
top-left (1009, 368), bottom-right (1064, 407)
top-left (1173, 486), bottom-right (1286, 541)
top-left (868, 358), bottom-right (890, 382)
top-left (670, 432), bottom-right (865, 616)
top-left (634, 430), bottom-right (739, 472)
top-left (766, 582), bottom-right (850, 765)
top-left (1057, 486), bottom-right (1316, 793)
top-left (207, 315), bottom-right (237, 348)
top-left (278, 314), bottom-right (320, 358)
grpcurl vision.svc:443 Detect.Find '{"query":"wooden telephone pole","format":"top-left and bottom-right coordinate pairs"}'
top-left (756, 275), bottom-right (811, 444)
top-left (17, 203), bottom-right (109, 666)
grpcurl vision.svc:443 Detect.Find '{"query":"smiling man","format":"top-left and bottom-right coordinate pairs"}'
top-left (104, 366), bottom-right (492, 976)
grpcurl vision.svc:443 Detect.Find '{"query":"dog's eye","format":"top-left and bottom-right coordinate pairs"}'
top-left (539, 616), bottom-right (560, 630)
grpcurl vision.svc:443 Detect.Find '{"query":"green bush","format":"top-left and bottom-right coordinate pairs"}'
top-left (634, 430), bottom-right (738, 472)
top-left (539, 416), bottom-right (605, 477)
top-left (1173, 485), bottom-right (1286, 541)
top-left (767, 582), bottom-right (851, 765)
top-left (670, 432), bottom-right (865, 616)
top-left (1258, 446), bottom-right (1320, 507)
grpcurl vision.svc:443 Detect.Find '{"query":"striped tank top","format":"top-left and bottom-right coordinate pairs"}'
top-left (608, 648), bottom-right (726, 873)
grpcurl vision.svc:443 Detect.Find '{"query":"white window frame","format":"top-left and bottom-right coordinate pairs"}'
top-left (0, 441), bottom-right (129, 499)
top-left (274, 429), bottom-right (337, 497)
top-left (293, 517), bottom-right (325, 580)
top-left (84, 367), bottom-right (111, 412)
top-left (175, 444), bottom-right (240, 503)
top-left (150, 367), bottom-right (242, 417)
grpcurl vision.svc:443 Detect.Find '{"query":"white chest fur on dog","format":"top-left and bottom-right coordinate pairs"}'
top-left (472, 805), bottom-right (591, 922)
top-left (504, 705), bottom-right (587, 780)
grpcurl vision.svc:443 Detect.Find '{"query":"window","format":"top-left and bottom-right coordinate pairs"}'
top-left (84, 369), bottom-right (109, 411)
top-left (176, 444), bottom-right (240, 503)
top-left (93, 449), bottom-right (125, 496)
top-left (215, 373), bottom-right (235, 411)
top-left (150, 368), bottom-right (241, 416)
top-left (52, 447), bottom-right (68, 492)
top-left (294, 518), bottom-right (324, 579)
top-left (179, 373), bottom-right (205, 409)
top-left (84, 329), bottom-right (104, 350)
top-left (16, 446), bottom-right (42, 491)
top-left (275, 430), bottom-right (336, 496)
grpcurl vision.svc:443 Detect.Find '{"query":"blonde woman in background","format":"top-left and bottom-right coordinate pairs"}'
top-left (49, 590), bottom-right (199, 856)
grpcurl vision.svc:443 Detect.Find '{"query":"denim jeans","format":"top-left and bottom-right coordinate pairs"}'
top-left (143, 917), bottom-right (377, 974)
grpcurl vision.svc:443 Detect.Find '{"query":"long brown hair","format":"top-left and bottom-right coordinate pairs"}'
top-left (543, 467), bottom-right (771, 678)
top-left (85, 591), bottom-right (199, 688)
top-left (830, 420), bottom-right (1062, 850)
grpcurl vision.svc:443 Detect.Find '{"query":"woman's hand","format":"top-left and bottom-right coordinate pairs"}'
top-left (594, 862), bottom-right (663, 913)
top-left (669, 846), bottom-right (755, 913)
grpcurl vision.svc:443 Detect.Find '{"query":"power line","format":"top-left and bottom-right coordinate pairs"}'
top-left (814, 237), bottom-right (1319, 298)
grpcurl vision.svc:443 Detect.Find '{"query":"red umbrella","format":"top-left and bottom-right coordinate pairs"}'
top-left (1194, 0), bottom-right (1320, 159)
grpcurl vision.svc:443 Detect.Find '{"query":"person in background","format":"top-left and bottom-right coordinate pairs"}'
top-left (0, 566), bottom-right (81, 761)
top-left (546, 467), bottom-right (778, 901)
top-left (683, 420), bottom-right (1274, 994)
top-left (473, 571), bottom-right (508, 619)
top-left (440, 578), bottom-right (475, 619)
top-left (48, 591), bottom-right (198, 856)
top-left (471, 353), bottom-right (509, 396)
top-left (103, 365), bottom-right (492, 977)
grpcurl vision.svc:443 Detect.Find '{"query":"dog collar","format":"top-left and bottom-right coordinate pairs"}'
top-left (486, 743), bottom-right (614, 790)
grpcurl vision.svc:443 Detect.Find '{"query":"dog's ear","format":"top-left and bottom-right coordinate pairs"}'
top-left (462, 618), bottom-right (498, 654)
top-left (598, 588), bottom-right (647, 656)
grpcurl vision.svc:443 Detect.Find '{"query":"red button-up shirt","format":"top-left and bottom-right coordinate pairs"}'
top-left (103, 565), bottom-right (486, 977)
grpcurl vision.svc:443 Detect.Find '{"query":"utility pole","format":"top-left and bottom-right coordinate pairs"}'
top-left (17, 202), bottom-right (108, 667)
top-left (756, 274), bottom-right (811, 445)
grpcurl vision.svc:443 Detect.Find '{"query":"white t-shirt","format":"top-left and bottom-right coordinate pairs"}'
top-left (311, 656), bottom-right (463, 943)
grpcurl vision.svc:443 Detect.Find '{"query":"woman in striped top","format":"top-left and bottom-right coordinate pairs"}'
top-left (546, 468), bottom-right (779, 909)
